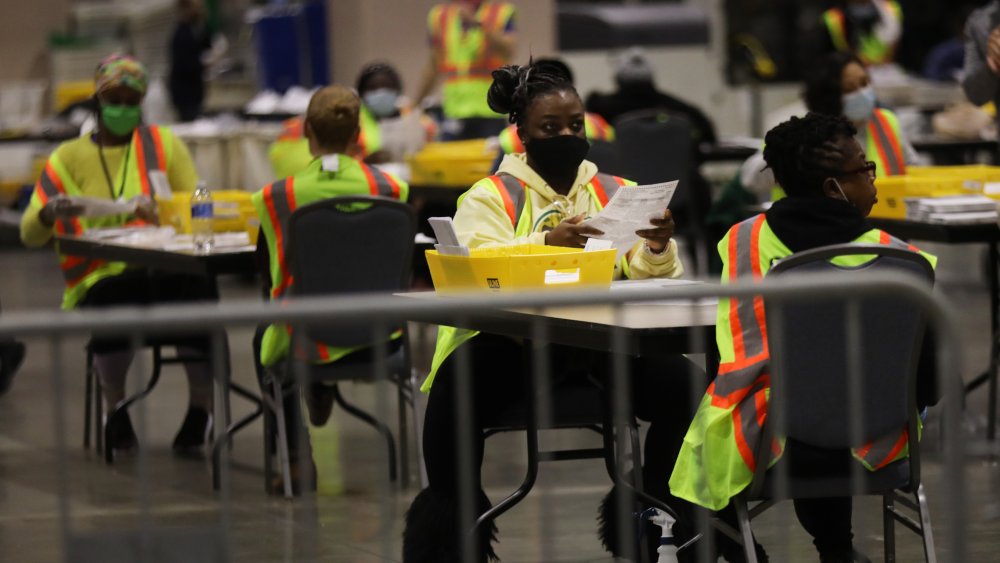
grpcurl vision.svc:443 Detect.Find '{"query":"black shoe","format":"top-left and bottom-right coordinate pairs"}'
top-left (0, 341), bottom-right (25, 396)
top-left (172, 407), bottom-right (212, 454)
top-left (403, 488), bottom-right (498, 563)
top-left (306, 383), bottom-right (335, 427)
top-left (106, 411), bottom-right (138, 452)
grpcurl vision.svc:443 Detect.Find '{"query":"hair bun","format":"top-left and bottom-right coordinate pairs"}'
top-left (487, 65), bottom-right (522, 115)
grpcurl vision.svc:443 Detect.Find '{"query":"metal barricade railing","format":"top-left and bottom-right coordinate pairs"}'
top-left (0, 273), bottom-right (971, 562)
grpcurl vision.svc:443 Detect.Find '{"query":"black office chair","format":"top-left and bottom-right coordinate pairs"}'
top-left (719, 243), bottom-right (937, 563)
top-left (265, 196), bottom-right (418, 498)
top-left (587, 140), bottom-right (625, 177)
top-left (613, 110), bottom-right (709, 273)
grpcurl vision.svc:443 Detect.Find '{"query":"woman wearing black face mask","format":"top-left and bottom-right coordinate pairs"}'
top-left (403, 61), bottom-right (707, 563)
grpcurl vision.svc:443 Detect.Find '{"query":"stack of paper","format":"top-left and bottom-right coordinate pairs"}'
top-left (906, 195), bottom-right (999, 225)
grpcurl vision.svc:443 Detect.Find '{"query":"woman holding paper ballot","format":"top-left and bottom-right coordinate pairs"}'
top-left (403, 61), bottom-right (703, 563)
top-left (20, 54), bottom-right (216, 455)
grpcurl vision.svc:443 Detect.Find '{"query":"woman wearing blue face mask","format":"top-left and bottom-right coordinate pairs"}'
top-left (740, 52), bottom-right (918, 203)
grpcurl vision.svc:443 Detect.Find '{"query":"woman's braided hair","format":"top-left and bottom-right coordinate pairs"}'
top-left (763, 113), bottom-right (858, 197)
top-left (487, 59), bottom-right (577, 126)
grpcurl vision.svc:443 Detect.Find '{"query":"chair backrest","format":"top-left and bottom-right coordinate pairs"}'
top-left (286, 196), bottom-right (416, 348)
top-left (586, 140), bottom-right (623, 177)
top-left (613, 109), bottom-right (693, 218)
top-left (765, 243), bottom-right (934, 450)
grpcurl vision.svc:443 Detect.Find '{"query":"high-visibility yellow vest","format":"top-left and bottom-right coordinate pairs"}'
top-left (423, 171), bottom-right (636, 392)
top-left (669, 214), bottom-right (935, 510)
top-left (497, 113), bottom-right (616, 154)
top-left (823, 1), bottom-right (902, 66)
top-left (31, 125), bottom-right (175, 309)
top-left (771, 108), bottom-right (906, 202)
top-left (252, 155), bottom-right (409, 367)
top-left (428, 1), bottom-right (515, 120)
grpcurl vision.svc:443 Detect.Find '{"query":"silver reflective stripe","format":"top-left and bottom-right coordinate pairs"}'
top-left (136, 126), bottom-right (162, 172)
top-left (496, 173), bottom-right (525, 227)
top-left (859, 428), bottom-right (906, 469)
top-left (732, 218), bottom-right (766, 359)
top-left (595, 173), bottom-right (620, 202)
top-left (869, 112), bottom-right (904, 175)
top-left (367, 166), bottom-right (395, 198)
top-left (713, 362), bottom-right (767, 401)
top-left (270, 179), bottom-right (293, 227)
top-left (39, 168), bottom-right (61, 199)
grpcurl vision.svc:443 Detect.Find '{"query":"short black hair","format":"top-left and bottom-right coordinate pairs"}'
top-left (763, 113), bottom-right (858, 197)
top-left (803, 51), bottom-right (864, 116)
top-left (355, 62), bottom-right (402, 95)
top-left (487, 59), bottom-right (578, 126)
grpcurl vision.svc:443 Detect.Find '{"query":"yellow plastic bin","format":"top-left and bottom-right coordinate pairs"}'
top-left (426, 244), bottom-right (617, 293)
top-left (907, 165), bottom-right (1000, 192)
top-left (869, 175), bottom-right (964, 219)
top-left (408, 139), bottom-right (497, 188)
top-left (157, 190), bottom-right (256, 237)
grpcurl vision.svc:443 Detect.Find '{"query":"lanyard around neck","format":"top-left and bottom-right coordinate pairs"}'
top-left (98, 142), bottom-right (131, 201)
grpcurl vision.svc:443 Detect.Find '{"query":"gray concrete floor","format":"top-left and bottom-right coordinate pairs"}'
top-left (0, 244), bottom-right (998, 562)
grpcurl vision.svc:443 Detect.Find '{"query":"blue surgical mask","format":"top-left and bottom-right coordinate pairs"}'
top-left (363, 89), bottom-right (399, 118)
top-left (842, 86), bottom-right (876, 122)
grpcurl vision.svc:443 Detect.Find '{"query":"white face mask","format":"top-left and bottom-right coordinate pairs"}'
top-left (842, 86), bottom-right (877, 122)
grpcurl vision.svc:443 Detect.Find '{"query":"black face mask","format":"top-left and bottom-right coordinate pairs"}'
top-left (524, 134), bottom-right (590, 179)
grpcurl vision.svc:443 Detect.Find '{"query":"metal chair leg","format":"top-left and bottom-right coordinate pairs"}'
top-left (104, 345), bottom-right (165, 464)
top-left (84, 349), bottom-right (93, 449)
top-left (734, 497), bottom-right (759, 563)
top-left (95, 377), bottom-right (103, 454)
top-left (410, 369), bottom-right (429, 489)
top-left (331, 384), bottom-right (397, 482)
top-left (397, 376), bottom-right (410, 489)
top-left (271, 379), bottom-right (294, 500)
top-left (883, 493), bottom-right (896, 563)
top-left (915, 484), bottom-right (938, 563)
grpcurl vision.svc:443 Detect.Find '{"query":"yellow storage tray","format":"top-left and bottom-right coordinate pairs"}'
top-left (869, 175), bottom-right (965, 219)
top-left (157, 190), bottom-right (257, 239)
top-left (906, 165), bottom-right (1000, 192)
top-left (408, 139), bottom-right (497, 188)
top-left (426, 244), bottom-right (617, 293)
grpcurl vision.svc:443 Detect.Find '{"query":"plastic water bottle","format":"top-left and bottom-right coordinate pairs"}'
top-left (648, 508), bottom-right (679, 563)
top-left (191, 181), bottom-right (214, 253)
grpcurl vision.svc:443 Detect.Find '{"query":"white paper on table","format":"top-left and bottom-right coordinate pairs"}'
top-left (582, 181), bottom-right (678, 257)
top-left (583, 237), bottom-right (614, 252)
top-left (68, 196), bottom-right (138, 218)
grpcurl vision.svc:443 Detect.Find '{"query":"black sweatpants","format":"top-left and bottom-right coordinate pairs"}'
top-left (419, 332), bottom-right (705, 541)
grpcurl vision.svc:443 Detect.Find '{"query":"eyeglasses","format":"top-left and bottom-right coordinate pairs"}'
top-left (836, 160), bottom-right (877, 182)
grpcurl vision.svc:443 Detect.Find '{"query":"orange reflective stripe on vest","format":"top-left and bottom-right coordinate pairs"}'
top-left (262, 178), bottom-right (297, 297)
top-left (38, 162), bottom-right (105, 284)
top-left (133, 125), bottom-right (165, 197)
top-left (589, 173), bottom-right (625, 207)
top-left (487, 173), bottom-right (526, 227)
top-left (868, 110), bottom-right (905, 175)
top-left (360, 163), bottom-right (401, 199)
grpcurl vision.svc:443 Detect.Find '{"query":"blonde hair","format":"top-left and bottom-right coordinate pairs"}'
top-left (306, 86), bottom-right (361, 150)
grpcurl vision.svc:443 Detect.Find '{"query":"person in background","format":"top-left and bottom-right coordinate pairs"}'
top-left (819, 0), bottom-right (902, 66)
top-left (416, 0), bottom-right (516, 140)
top-left (741, 52), bottom-right (917, 202)
top-left (403, 61), bottom-right (704, 563)
top-left (923, 8), bottom-right (974, 83)
top-left (672, 112), bottom-right (939, 563)
top-left (268, 63), bottom-right (435, 179)
top-left (169, 0), bottom-right (213, 121)
top-left (585, 47), bottom-right (717, 150)
top-left (496, 58), bottom-right (614, 155)
top-left (252, 85), bottom-right (409, 493)
top-left (961, 1), bottom-right (1000, 119)
top-left (20, 54), bottom-right (215, 453)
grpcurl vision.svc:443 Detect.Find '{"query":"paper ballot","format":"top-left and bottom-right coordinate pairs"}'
top-left (67, 195), bottom-right (139, 218)
top-left (428, 216), bottom-right (469, 256)
top-left (582, 181), bottom-right (678, 257)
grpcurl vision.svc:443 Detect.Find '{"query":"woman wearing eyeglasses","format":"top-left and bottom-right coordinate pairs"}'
top-left (671, 112), bottom-right (939, 563)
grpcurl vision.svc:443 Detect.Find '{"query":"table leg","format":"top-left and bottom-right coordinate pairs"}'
top-left (964, 242), bottom-right (1000, 441)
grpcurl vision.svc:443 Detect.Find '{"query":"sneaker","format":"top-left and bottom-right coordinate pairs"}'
top-left (0, 341), bottom-right (26, 396)
top-left (172, 407), bottom-right (213, 455)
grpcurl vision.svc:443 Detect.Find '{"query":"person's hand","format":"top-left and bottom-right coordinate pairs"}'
top-left (133, 196), bottom-right (159, 225)
top-left (544, 213), bottom-right (604, 248)
top-left (636, 209), bottom-right (675, 254)
top-left (39, 196), bottom-right (84, 227)
top-left (987, 26), bottom-right (1000, 74)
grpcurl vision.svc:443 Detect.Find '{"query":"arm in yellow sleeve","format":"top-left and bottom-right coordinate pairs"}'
top-left (452, 183), bottom-right (546, 248)
top-left (620, 238), bottom-right (684, 280)
top-left (20, 184), bottom-right (52, 248)
top-left (168, 135), bottom-right (199, 193)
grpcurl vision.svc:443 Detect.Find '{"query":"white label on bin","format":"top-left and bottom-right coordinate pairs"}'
top-left (545, 268), bottom-right (581, 284)
top-left (984, 182), bottom-right (1000, 195)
